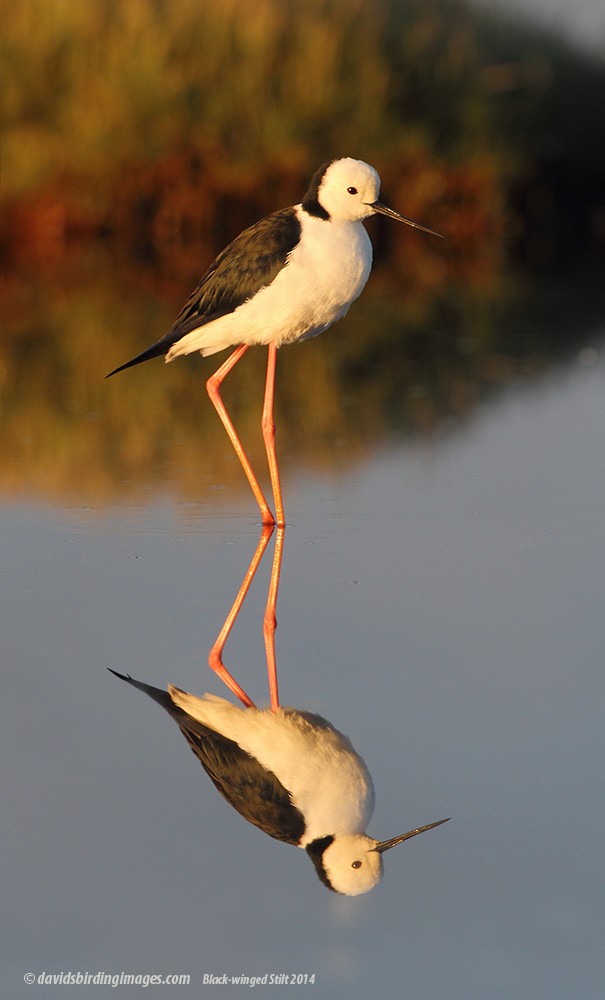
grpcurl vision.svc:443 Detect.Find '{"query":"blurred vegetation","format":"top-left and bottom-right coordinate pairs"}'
top-left (1, 0), bottom-right (604, 505)
top-left (3, 0), bottom-right (604, 260)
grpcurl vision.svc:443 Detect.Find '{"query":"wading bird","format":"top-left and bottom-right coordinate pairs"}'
top-left (109, 668), bottom-right (449, 895)
top-left (107, 157), bottom-right (443, 526)
top-left (110, 524), bottom-right (448, 895)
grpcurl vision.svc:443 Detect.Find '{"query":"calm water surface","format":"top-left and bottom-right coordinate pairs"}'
top-left (2, 271), bottom-right (604, 997)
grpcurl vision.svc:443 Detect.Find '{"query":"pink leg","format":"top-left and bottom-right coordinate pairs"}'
top-left (261, 344), bottom-right (285, 528)
top-left (207, 525), bottom-right (275, 708)
top-left (264, 526), bottom-right (284, 711)
top-left (206, 346), bottom-right (275, 525)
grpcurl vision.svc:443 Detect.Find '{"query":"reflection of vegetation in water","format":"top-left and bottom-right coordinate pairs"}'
top-left (2, 245), bottom-right (603, 505)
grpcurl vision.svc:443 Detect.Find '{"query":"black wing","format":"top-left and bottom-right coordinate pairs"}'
top-left (108, 670), bottom-right (306, 845)
top-left (106, 208), bottom-right (302, 377)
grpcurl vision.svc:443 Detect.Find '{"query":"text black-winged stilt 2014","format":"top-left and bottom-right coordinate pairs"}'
top-left (107, 157), bottom-right (443, 526)
top-left (109, 669), bottom-right (449, 895)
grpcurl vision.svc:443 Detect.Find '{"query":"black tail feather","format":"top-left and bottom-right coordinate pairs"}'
top-left (105, 340), bottom-right (168, 378)
top-left (107, 668), bottom-right (173, 711)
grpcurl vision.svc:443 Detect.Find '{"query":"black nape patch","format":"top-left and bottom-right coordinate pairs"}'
top-left (306, 835), bottom-right (337, 891)
top-left (301, 161), bottom-right (334, 221)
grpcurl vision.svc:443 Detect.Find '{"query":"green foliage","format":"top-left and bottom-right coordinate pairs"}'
top-left (2, 0), bottom-right (603, 268)
top-left (2, 0), bottom-right (392, 198)
top-left (4, 0), bottom-right (603, 201)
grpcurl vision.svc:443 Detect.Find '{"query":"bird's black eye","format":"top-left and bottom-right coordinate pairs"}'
top-left (347, 187), bottom-right (358, 195)
top-left (351, 860), bottom-right (362, 869)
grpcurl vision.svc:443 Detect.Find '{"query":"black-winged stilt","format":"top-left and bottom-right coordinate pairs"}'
top-left (109, 526), bottom-right (448, 892)
top-left (109, 669), bottom-right (449, 895)
top-left (107, 157), bottom-right (443, 526)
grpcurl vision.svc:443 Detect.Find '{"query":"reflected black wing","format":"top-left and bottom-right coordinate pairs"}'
top-left (108, 670), bottom-right (305, 845)
top-left (106, 208), bottom-right (302, 377)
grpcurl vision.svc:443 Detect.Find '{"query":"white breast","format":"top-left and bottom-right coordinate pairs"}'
top-left (260, 210), bottom-right (374, 346)
top-left (169, 689), bottom-right (375, 844)
top-left (166, 210), bottom-right (374, 360)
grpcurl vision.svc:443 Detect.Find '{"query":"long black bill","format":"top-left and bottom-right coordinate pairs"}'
top-left (374, 817), bottom-right (450, 854)
top-left (370, 201), bottom-right (445, 239)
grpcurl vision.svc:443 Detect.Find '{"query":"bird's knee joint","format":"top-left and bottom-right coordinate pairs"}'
top-left (208, 649), bottom-right (222, 671)
top-left (263, 613), bottom-right (277, 636)
top-left (261, 416), bottom-right (276, 438)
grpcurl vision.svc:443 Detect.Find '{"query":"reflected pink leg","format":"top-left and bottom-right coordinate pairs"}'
top-left (264, 526), bottom-right (284, 711)
top-left (261, 344), bottom-right (285, 527)
top-left (207, 526), bottom-right (275, 708)
top-left (206, 346), bottom-right (275, 525)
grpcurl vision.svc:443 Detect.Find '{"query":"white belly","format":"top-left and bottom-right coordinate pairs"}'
top-left (169, 689), bottom-right (375, 842)
top-left (167, 214), bottom-right (374, 360)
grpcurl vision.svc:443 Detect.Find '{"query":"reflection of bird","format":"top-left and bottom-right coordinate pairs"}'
top-left (109, 670), bottom-right (448, 895)
top-left (107, 157), bottom-right (443, 526)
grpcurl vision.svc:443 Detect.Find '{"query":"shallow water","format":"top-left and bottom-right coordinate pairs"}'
top-left (2, 260), bottom-right (605, 997)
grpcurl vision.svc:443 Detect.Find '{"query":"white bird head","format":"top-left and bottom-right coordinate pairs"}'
top-left (310, 157), bottom-right (444, 237)
top-left (314, 158), bottom-right (382, 222)
top-left (318, 818), bottom-right (450, 896)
